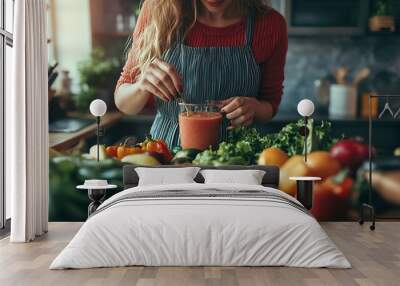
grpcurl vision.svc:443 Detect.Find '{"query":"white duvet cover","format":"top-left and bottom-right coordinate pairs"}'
top-left (50, 183), bottom-right (351, 269)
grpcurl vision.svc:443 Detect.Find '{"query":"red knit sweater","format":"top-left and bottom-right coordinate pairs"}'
top-left (117, 6), bottom-right (288, 114)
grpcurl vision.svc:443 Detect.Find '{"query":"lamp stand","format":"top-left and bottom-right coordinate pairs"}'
top-left (304, 116), bottom-right (308, 162)
top-left (96, 116), bottom-right (100, 162)
top-left (88, 188), bottom-right (107, 216)
top-left (296, 180), bottom-right (313, 209)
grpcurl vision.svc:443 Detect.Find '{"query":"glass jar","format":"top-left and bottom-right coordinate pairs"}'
top-left (178, 103), bottom-right (222, 150)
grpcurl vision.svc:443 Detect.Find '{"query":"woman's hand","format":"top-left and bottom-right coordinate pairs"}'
top-left (365, 171), bottom-right (400, 205)
top-left (220, 97), bottom-right (260, 127)
top-left (138, 58), bottom-right (183, 102)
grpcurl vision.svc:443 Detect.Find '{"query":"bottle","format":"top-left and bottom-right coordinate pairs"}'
top-left (116, 14), bottom-right (124, 33)
top-left (129, 14), bottom-right (136, 30)
top-left (361, 92), bottom-right (378, 119)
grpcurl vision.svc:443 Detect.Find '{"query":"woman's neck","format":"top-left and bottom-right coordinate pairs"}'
top-left (197, 3), bottom-right (245, 28)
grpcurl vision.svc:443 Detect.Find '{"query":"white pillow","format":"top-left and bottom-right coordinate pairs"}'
top-left (135, 167), bottom-right (201, 186)
top-left (200, 169), bottom-right (266, 185)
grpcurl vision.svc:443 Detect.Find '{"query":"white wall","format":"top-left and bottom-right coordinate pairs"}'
top-left (51, 0), bottom-right (92, 93)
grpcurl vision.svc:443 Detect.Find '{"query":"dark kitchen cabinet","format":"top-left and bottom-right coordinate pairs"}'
top-left (394, 0), bottom-right (400, 31)
top-left (270, 0), bottom-right (370, 35)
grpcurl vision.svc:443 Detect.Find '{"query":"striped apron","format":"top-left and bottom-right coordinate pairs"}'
top-left (150, 11), bottom-right (261, 148)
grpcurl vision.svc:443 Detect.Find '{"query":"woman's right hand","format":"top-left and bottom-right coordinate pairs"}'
top-left (137, 58), bottom-right (183, 102)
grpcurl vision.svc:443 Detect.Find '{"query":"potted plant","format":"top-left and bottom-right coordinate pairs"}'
top-left (73, 48), bottom-right (121, 113)
top-left (369, 0), bottom-right (396, 32)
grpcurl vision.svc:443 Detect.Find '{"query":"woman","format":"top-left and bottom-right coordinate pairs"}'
top-left (115, 0), bottom-right (288, 148)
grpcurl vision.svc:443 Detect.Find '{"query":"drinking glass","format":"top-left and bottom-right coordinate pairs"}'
top-left (178, 103), bottom-right (222, 150)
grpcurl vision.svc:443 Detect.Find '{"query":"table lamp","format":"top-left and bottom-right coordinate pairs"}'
top-left (290, 99), bottom-right (320, 210)
top-left (90, 99), bottom-right (107, 162)
top-left (76, 99), bottom-right (113, 217)
top-left (297, 99), bottom-right (315, 162)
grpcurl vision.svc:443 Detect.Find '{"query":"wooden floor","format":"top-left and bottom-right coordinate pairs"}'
top-left (0, 222), bottom-right (398, 286)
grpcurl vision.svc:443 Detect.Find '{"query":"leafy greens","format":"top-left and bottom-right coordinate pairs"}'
top-left (193, 119), bottom-right (337, 166)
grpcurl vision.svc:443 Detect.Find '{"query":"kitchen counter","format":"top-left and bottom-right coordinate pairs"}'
top-left (51, 108), bottom-right (397, 155)
top-left (119, 110), bottom-right (399, 156)
top-left (49, 112), bottom-right (123, 151)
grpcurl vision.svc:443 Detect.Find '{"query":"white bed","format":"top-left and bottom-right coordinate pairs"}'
top-left (50, 182), bottom-right (351, 269)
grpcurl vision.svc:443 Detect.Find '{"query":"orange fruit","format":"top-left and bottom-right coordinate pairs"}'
top-left (306, 151), bottom-right (341, 179)
top-left (258, 147), bottom-right (289, 167)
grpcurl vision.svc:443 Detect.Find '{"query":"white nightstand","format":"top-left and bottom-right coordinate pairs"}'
top-left (77, 180), bottom-right (117, 217)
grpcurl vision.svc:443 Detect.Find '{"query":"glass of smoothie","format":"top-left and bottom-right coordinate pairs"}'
top-left (178, 103), bottom-right (222, 150)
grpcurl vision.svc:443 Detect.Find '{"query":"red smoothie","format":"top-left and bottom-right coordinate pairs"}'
top-left (179, 112), bottom-right (222, 150)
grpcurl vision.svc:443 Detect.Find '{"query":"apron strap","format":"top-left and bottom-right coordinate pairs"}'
top-left (245, 10), bottom-right (256, 47)
top-left (176, 31), bottom-right (184, 44)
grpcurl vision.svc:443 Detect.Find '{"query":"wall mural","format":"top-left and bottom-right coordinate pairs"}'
top-left (48, 0), bottom-right (400, 223)
top-left (49, 96), bottom-right (400, 222)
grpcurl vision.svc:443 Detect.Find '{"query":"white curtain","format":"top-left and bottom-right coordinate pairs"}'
top-left (7, 0), bottom-right (49, 242)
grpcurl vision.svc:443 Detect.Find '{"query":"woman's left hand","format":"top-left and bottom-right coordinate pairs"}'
top-left (220, 97), bottom-right (260, 127)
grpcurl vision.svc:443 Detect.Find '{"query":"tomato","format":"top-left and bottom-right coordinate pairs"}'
top-left (117, 146), bottom-right (125, 160)
top-left (117, 146), bottom-right (143, 160)
top-left (140, 136), bottom-right (173, 163)
top-left (155, 141), bottom-right (173, 161)
top-left (145, 141), bottom-right (159, 153)
top-left (105, 146), bottom-right (118, 157)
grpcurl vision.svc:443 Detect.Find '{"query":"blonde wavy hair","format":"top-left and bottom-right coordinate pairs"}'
top-left (131, 0), bottom-right (269, 73)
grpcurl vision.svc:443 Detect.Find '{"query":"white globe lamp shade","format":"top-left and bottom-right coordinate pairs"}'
top-left (90, 99), bottom-right (107, 117)
top-left (297, 99), bottom-right (315, 117)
